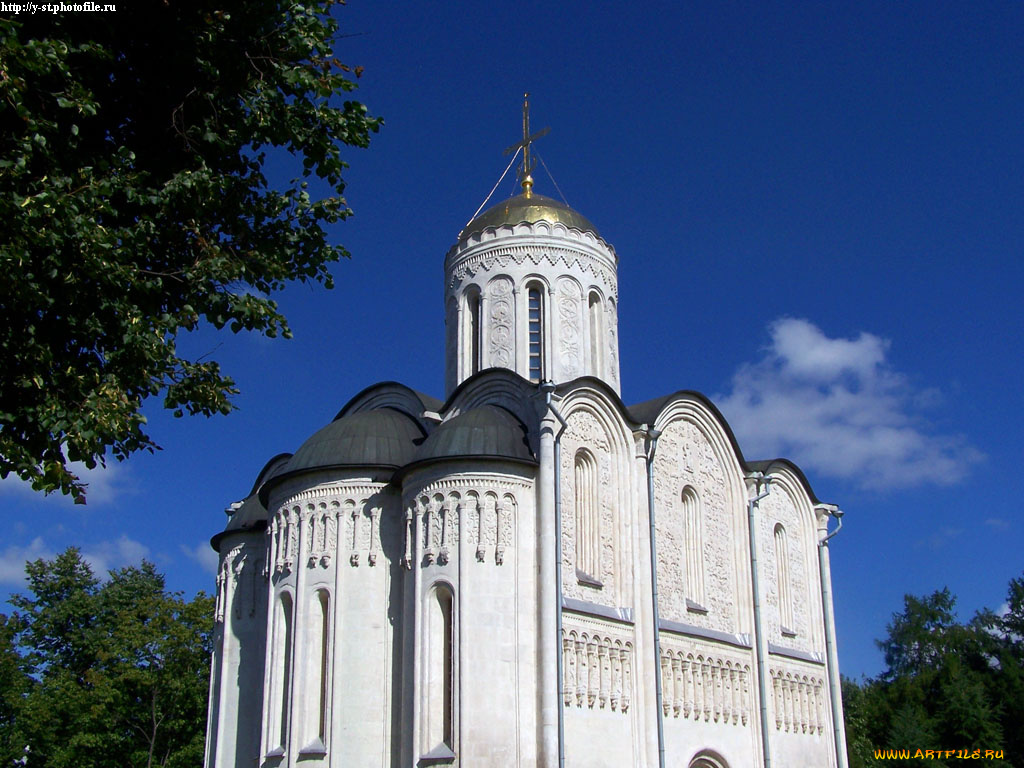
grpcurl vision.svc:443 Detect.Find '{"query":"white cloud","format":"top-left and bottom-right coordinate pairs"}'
top-left (81, 535), bottom-right (151, 577)
top-left (0, 537), bottom-right (55, 587)
top-left (181, 540), bottom-right (219, 576)
top-left (915, 525), bottom-right (963, 551)
top-left (716, 318), bottom-right (982, 489)
top-left (0, 534), bottom-right (155, 589)
top-left (985, 518), bottom-right (1010, 531)
top-left (0, 460), bottom-right (129, 506)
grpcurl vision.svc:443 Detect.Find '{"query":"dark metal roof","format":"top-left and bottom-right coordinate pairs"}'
top-left (333, 381), bottom-right (443, 422)
top-left (460, 193), bottom-right (598, 241)
top-left (287, 408), bottom-right (426, 474)
top-left (211, 494), bottom-right (266, 552)
top-left (412, 405), bottom-right (535, 464)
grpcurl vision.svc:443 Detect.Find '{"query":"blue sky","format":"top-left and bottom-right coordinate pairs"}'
top-left (2, 0), bottom-right (1022, 681)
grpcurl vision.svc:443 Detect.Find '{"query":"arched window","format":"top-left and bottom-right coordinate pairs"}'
top-left (426, 584), bottom-right (455, 752)
top-left (682, 486), bottom-right (705, 609)
top-left (775, 524), bottom-right (794, 634)
top-left (315, 590), bottom-right (330, 742)
top-left (574, 449), bottom-right (600, 583)
top-left (464, 287), bottom-right (481, 375)
top-left (275, 592), bottom-right (294, 750)
top-left (527, 285), bottom-right (544, 382)
top-left (588, 291), bottom-right (603, 376)
top-left (690, 751), bottom-right (730, 768)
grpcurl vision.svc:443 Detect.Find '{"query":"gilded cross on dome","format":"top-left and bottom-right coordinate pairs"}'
top-left (503, 92), bottom-right (549, 198)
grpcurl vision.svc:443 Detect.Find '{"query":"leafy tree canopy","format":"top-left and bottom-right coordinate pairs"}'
top-left (844, 576), bottom-right (1024, 768)
top-left (0, 0), bottom-right (381, 502)
top-left (0, 548), bottom-right (213, 768)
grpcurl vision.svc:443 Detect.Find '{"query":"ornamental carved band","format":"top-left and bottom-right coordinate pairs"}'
top-left (770, 667), bottom-right (826, 735)
top-left (658, 647), bottom-right (750, 726)
top-left (557, 277), bottom-right (582, 379)
top-left (561, 629), bottom-right (633, 714)
top-left (405, 486), bottom-right (518, 568)
top-left (487, 277), bottom-right (515, 369)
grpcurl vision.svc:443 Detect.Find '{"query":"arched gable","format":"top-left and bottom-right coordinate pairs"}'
top-left (554, 383), bottom-right (635, 610)
top-left (650, 395), bottom-right (750, 635)
top-left (755, 464), bottom-right (824, 653)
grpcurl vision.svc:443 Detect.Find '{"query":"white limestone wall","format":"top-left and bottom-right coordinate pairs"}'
top-left (206, 531), bottom-right (268, 768)
top-left (651, 409), bottom-right (748, 636)
top-left (658, 633), bottom-right (759, 768)
top-left (561, 611), bottom-right (637, 768)
top-left (444, 223), bottom-right (620, 395)
top-left (757, 472), bottom-right (824, 656)
top-left (401, 465), bottom-right (538, 768)
top-left (767, 655), bottom-right (835, 767)
top-left (262, 475), bottom-right (402, 768)
top-left (558, 400), bottom-right (635, 612)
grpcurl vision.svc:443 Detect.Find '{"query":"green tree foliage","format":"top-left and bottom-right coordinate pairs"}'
top-left (843, 577), bottom-right (1024, 767)
top-left (0, 1), bottom-right (381, 502)
top-left (0, 549), bottom-right (213, 768)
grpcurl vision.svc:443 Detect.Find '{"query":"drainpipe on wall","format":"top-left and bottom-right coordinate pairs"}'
top-left (746, 473), bottom-right (774, 768)
top-left (643, 427), bottom-right (666, 768)
top-left (816, 504), bottom-right (849, 768)
top-left (539, 382), bottom-right (569, 768)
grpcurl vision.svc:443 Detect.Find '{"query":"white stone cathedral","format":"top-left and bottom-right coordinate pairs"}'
top-left (205, 122), bottom-right (849, 768)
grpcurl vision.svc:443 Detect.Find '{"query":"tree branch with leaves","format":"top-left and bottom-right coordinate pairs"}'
top-left (0, 0), bottom-right (381, 502)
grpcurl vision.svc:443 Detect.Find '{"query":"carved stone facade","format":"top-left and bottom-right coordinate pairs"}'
top-left (206, 189), bottom-right (845, 768)
top-left (487, 276), bottom-right (516, 371)
top-left (653, 416), bottom-right (740, 634)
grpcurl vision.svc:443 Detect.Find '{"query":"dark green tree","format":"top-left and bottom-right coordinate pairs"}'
top-left (2, 549), bottom-right (213, 768)
top-left (0, 0), bottom-right (381, 502)
top-left (843, 581), bottom-right (1020, 767)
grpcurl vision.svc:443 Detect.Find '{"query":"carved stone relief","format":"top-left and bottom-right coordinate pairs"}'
top-left (760, 488), bottom-right (812, 652)
top-left (406, 479), bottom-right (524, 568)
top-left (770, 665), bottom-right (826, 735)
top-left (269, 485), bottom-right (387, 574)
top-left (660, 636), bottom-right (751, 727)
top-left (561, 626), bottom-right (633, 714)
top-left (652, 418), bottom-right (734, 632)
top-left (487, 277), bottom-right (515, 369)
top-left (216, 544), bottom-right (261, 624)
top-left (560, 409), bottom-right (619, 606)
top-left (606, 300), bottom-right (619, 388)
top-left (556, 278), bottom-right (582, 379)
top-left (447, 242), bottom-right (618, 301)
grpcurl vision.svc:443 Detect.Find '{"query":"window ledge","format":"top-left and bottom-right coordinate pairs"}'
top-left (419, 744), bottom-right (456, 766)
top-left (781, 626), bottom-right (797, 638)
top-left (685, 598), bottom-right (708, 615)
top-left (576, 568), bottom-right (604, 589)
top-left (298, 737), bottom-right (327, 758)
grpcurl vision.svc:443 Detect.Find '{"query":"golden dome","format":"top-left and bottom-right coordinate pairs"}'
top-left (460, 192), bottom-right (599, 241)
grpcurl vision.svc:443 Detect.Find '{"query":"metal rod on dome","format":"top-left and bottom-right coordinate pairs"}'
top-left (535, 151), bottom-right (569, 207)
top-left (522, 93), bottom-right (530, 192)
top-left (466, 146), bottom-right (521, 227)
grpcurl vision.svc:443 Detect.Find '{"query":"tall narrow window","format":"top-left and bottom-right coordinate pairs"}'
top-left (574, 450), bottom-right (600, 583)
top-left (466, 289), bottom-right (481, 375)
top-left (426, 585), bottom-right (455, 752)
top-left (276, 593), bottom-right (294, 749)
top-left (317, 590), bottom-right (330, 741)
top-left (588, 291), bottom-right (603, 376)
top-left (528, 286), bottom-right (543, 382)
top-left (682, 487), bottom-right (705, 609)
top-left (774, 524), bottom-right (794, 634)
